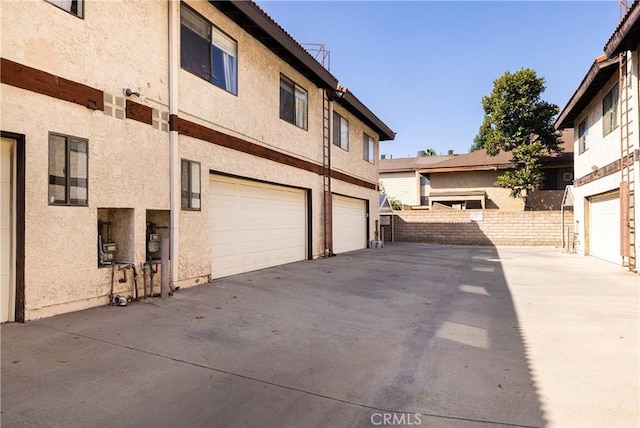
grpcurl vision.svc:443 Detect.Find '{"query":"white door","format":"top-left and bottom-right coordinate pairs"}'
top-left (209, 175), bottom-right (306, 279)
top-left (1, 138), bottom-right (15, 322)
top-left (332, 194), bottom-right (366, 254)
top-left (589, 193), bottom-right (620, 264)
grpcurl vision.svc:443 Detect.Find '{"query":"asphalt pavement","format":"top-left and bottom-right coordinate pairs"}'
top-left (1, 244), bottom-right (638, 427)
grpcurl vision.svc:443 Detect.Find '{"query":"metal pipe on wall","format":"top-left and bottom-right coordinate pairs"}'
top-left (169, 0), bottom-right (180, 288)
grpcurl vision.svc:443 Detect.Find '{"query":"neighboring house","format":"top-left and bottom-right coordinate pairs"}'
top-left (418, 133), bottom-right (574, 211)
top-left (555, 2), bottom-right (639, 270)
top-left (379, 153), bottom-right (454, 207)
top-left (0, 0), bottom-right (394, 321)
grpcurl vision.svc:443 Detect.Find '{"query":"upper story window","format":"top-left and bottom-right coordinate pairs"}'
top-left (332, 111), bottom-right (349, 151)
top-left (180, 4), bottom-right (237, 95)
top-left (602, 83), bottom-right (618, 136)
top-left (48, 133), bottom-right (88, 206)
top-left (363, 133), bottom-right (374, 163)
top-left (279, 75), bottom-right (308, 130)
top-left (578, 118), bottom-right (589, 154)
top-left (46, 0), bottom-right (83, 18)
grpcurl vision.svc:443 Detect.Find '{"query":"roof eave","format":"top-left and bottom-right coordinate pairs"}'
top-left (555, 57), bottom-right (620, 130)
top-left (604, 1), bottom-right (640, 57)
top-left (418, 164), bottom-right (517, 174)
top-left (337, 92), bottom-right (396, 141)
top-left (210, 1), bottom-right (396, 142)
top-left (209, 1), bottom-right (338, 88)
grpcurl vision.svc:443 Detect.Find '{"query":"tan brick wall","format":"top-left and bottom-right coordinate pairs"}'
top-left (382, 209), bottom-right (574, 247)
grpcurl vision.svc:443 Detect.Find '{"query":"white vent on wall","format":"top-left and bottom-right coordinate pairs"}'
top-left (153, 109), bottom-right (169, 132)
top-left (104, 93), bottom-right (125, 119)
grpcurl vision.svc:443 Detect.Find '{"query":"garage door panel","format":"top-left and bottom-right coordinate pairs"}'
top-left (209, 175), bottom-right (306, 279)
top-left (589, 194), bottom-right (620, 264)
top-left (332, 194), bottom-right (366, 254)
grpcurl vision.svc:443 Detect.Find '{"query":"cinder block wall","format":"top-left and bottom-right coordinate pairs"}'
top-left (382, 209), bottom-right (574, 247)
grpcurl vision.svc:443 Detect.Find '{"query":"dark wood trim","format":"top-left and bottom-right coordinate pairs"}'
top-left (1, 58), bottom-right (103, 111)
top-left (331, 170), bottom-right (377, 190)
top-left (365, 199), bottom-right (370, 248)
top-left (574, 151), bottom-right (636, 187)
top-left (1, 131), bottom-right (26, 323)
top-left (126, 100), bottom-right (153, 125)
top-left (171, 114), bottom-right (377, 190)
top-left (306, 190), bottom-right (313, 260)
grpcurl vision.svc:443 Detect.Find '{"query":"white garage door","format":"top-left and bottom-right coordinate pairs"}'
top-left (209, 175), bottom-right (306, 279)
top-left (589, 193), bottom-right (620, 264)
top-left (332, 194), bottom-right (366, 254)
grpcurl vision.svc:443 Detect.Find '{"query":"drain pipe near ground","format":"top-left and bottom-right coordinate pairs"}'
top-left (169, 0), bottom-right (180, 290)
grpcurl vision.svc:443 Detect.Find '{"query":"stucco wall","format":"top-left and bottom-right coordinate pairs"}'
top-left (571, 45), bottom-right (640, 263)
top-left (573, 74), bottom-right (621, 179)
top-left (2, 0), bottom-right (385, 319)
top-left (379, 171), bottom-right (419, 206)
top-left (1, 1), bottom-right (169, 107)
top-left (429, 170), bottom-right (525, 211)
top-left (0, 85), bottom-right (170, 320)
top-left (384, 210), bottom-right (571, 247)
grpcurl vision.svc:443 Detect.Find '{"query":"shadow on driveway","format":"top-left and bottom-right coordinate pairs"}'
top-left (2, 244), bottom-right (545, 427)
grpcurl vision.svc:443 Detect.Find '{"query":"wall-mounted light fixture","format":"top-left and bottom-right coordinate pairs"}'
top-left (123, 88), bottom-right (141, 97)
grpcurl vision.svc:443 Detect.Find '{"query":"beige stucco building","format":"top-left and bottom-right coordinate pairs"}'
top-left (0, 0), bottom-right (394, 321)
top-left (555, 3), bottom-right (639, 270)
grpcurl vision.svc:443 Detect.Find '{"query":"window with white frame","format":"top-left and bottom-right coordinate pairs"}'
top-left (180, 4), bottom-right (237, 95)
top-left (578, 118), bottom-right (589, 154)
top-left (333, 111), bottom-right (349, 151)
top-left (363, 133), bottom-right (374, 163)
top-left (48, 133), bottom-right (88, 206)
top-left (46, 0), bottom-right (83, 18)
top-left (280, 75), bottom-right (308, 130)
top-left (602, 83), bottom-right (618, 136)
top-left (181, 160), bottom-right (201, 210)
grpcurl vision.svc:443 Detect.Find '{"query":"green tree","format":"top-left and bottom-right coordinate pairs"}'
top-left (475, 68), bottom-right (562, 200)
top-left (423, 148), bottom-right (437, 156)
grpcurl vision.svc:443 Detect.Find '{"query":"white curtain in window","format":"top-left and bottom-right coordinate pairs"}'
top-left (213, 28), bottom-right (237, 93)
top-left (191, 162), bottom-right (201, 209)
top-left (294, 86), bottom-right (307, 129)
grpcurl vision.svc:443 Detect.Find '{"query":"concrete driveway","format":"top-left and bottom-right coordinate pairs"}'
top-left (1, 244), bottom-right (638, 427)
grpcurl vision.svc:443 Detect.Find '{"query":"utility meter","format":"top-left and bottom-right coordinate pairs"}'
top-left (147, 234), bottom-right (160, 253)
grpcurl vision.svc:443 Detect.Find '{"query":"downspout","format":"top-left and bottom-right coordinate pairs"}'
top-left (169, 0), bottom-right (180, 287)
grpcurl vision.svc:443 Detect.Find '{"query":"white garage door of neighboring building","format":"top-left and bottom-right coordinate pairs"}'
top-left (209, 175), bottom-right (307, 279)
top-left (332, 194), bottom-right (366, 254)
top-left (589, 193), bottom-right (620, 264)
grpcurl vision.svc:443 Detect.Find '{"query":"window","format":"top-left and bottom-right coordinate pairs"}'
top-left (363, 133), bottom-right (374, 163)
top-left (48, 134), bottom-right (88, 206)
top-left (279, 75), bottom-right (308, 129)
top-left (181, 160), bottom-right (201, 210)
top-left (602, 84), bottom-right (618, 136)
top-left (180, 5), bottom-right (237, 95)
top-left (46, 0), bottom-right (83, 18)
top-left (578, 118), bottom-right (588, 154)
top-left (332, 111), bottom-right (349, 151)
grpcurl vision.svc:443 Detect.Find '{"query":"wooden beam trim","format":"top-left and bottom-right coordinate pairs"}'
top-left (170, 115), bottom-right (377, 190)
top-left (1, 58), bottom-right (103, 111)
top-left (126, 100), bottom-right (153, 125)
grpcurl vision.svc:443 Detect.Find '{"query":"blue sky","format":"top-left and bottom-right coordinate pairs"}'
top-left (256, 1), bottom-right (621, 158)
